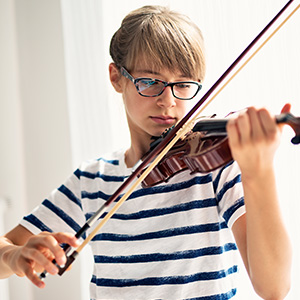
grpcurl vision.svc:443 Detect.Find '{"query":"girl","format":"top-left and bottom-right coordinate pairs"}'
top-left (0, 5), bottom-right (291, 300)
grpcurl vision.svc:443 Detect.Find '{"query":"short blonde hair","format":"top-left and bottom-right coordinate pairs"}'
top-left (109, 5), bottom-right (206, 81)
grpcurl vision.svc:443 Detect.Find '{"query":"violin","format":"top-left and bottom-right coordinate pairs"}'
top-left (141, 112), bottom-right (300, 188)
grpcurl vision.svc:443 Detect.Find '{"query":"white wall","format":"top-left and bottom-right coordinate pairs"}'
top-left (1, 0), bottom-right (300, 299)
top-left (0, 1), bottom-right (82, 300)
top-left (0, 0), bottom-right (32, 299)
top-left (0, 198), bottom-right (10, 300)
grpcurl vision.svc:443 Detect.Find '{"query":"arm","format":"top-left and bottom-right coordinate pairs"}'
top-left (227, 105), bottom-right (292, 300)
top-left (0, 225), bottom-right (79, 288)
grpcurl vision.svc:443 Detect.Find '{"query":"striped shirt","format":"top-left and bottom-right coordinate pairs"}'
top-left (20, 149), bottom-right (245, 300)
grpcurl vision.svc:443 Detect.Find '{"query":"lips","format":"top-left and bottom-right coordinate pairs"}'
top-left (150, 115), bottom-right (176, 125)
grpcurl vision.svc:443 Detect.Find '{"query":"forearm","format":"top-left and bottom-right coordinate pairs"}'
top-left (243, 167), bottom-right (292, 298)
top-left (0, 236), bottom-right (19, 278)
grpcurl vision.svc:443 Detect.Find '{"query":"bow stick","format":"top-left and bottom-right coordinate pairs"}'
top-left (39, 0), bottom-right (299, 279)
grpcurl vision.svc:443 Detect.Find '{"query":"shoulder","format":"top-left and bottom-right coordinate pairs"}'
top-left (74, 149), bottom-right (128, 177)
top-left (70, 149), bottom-right (131, 193)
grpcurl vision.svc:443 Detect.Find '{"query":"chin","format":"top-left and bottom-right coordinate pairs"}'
top-left (150, 127), bottom-right (170, 138)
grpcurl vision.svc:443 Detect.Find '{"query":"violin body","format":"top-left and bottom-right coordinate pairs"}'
top-left (141, 132), bottom-right (232, 188)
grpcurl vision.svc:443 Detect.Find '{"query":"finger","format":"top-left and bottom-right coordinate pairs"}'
top-left (226, 118), bottom-right (240, 148)
top-left (24, 267), bottom-right (46, 289)
top-left (18, 249), bottom-right (58, 288)
top-left (51, 232), bottom-right (80, 265)
top-left (21, 247), bottom-right (59, 275)
top-left (52, 232), bottom-right (79, 248)
top-left (37, 232), bottom-right (79, 266)
top-left (275, 103), bottom-right (292, 133)
top-left (257, 108), bottom-right (278, 140)
top-left (246, 107), bottom-right (265, 141)
top-left (30, 234), bottom-right (66, 267)
top-left (235, 111), bottom-right (251, 145)
top-left (281, 103), bottom-right (291, 114)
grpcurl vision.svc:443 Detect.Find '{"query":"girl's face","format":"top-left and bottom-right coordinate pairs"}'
top-left (110, 62), bottom-right (196, 149)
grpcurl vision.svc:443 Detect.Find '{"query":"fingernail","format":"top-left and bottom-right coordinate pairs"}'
top-left (50, 266), bottom-right (58, 274)
top-left (37, 281), bottom-right (45, 288)
top-left (57, 257), bottom-right (66, 266)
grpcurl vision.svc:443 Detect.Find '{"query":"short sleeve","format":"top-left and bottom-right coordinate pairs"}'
top-left (212, 161), bottom-right (245, 228)
top-left (20, 169), bottom-right (86, 236)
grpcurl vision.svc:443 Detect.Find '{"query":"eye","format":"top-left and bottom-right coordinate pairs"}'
top-left (175, 83), bottom-right (192, 89)
top-left (137, 79), bottom-right (161, 92)
top-left (140, 79), bottom-right (157, 87)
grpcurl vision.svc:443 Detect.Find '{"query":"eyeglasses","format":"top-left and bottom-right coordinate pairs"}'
top-left (121, 67), bottom-right (202, 100)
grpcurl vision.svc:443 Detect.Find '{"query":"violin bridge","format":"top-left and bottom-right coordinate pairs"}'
top-left (176, 122), bottom-right (194, 140)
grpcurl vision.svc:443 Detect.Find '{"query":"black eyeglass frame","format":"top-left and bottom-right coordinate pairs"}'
top-left (120, 67), bottom-right (202, 100)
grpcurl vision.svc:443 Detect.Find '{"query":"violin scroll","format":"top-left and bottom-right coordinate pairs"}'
top-left (275, 113), bottom-right (300, 144)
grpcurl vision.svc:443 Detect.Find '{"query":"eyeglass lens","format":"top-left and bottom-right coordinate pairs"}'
top-left (136, 79), bottom-right (200, 99)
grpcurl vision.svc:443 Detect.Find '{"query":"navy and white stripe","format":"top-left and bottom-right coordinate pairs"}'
top-left (20, 149), bottom-right (245, 300)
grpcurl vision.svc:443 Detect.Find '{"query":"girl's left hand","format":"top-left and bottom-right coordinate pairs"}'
top-left (226, 103), bottom-right (291, 178)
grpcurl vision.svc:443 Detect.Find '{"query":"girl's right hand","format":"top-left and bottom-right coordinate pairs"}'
top-left (4, 231), bottom-right (79, 288)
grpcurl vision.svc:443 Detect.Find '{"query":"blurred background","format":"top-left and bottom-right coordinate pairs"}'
top-left (1, 0), bottom-right (299, 299)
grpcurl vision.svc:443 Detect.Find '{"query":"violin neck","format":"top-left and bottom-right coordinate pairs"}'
top-left (192, 118), bottom-right (227, 133)
top-left (192, 112), bottom-right (300, 145)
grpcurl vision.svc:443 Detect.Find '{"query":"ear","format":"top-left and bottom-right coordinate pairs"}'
top-left (109, 63), bottom-right (124, 93)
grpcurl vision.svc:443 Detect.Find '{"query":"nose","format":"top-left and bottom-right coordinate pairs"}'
top-left (156, 86), bottom-right (176, 108)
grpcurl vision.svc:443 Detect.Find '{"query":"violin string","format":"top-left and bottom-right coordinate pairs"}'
top-left (59, 1), bottom-right (300, 271)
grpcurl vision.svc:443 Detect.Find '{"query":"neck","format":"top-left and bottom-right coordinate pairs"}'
top-left (125, 134), bottom-right (153, 168)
